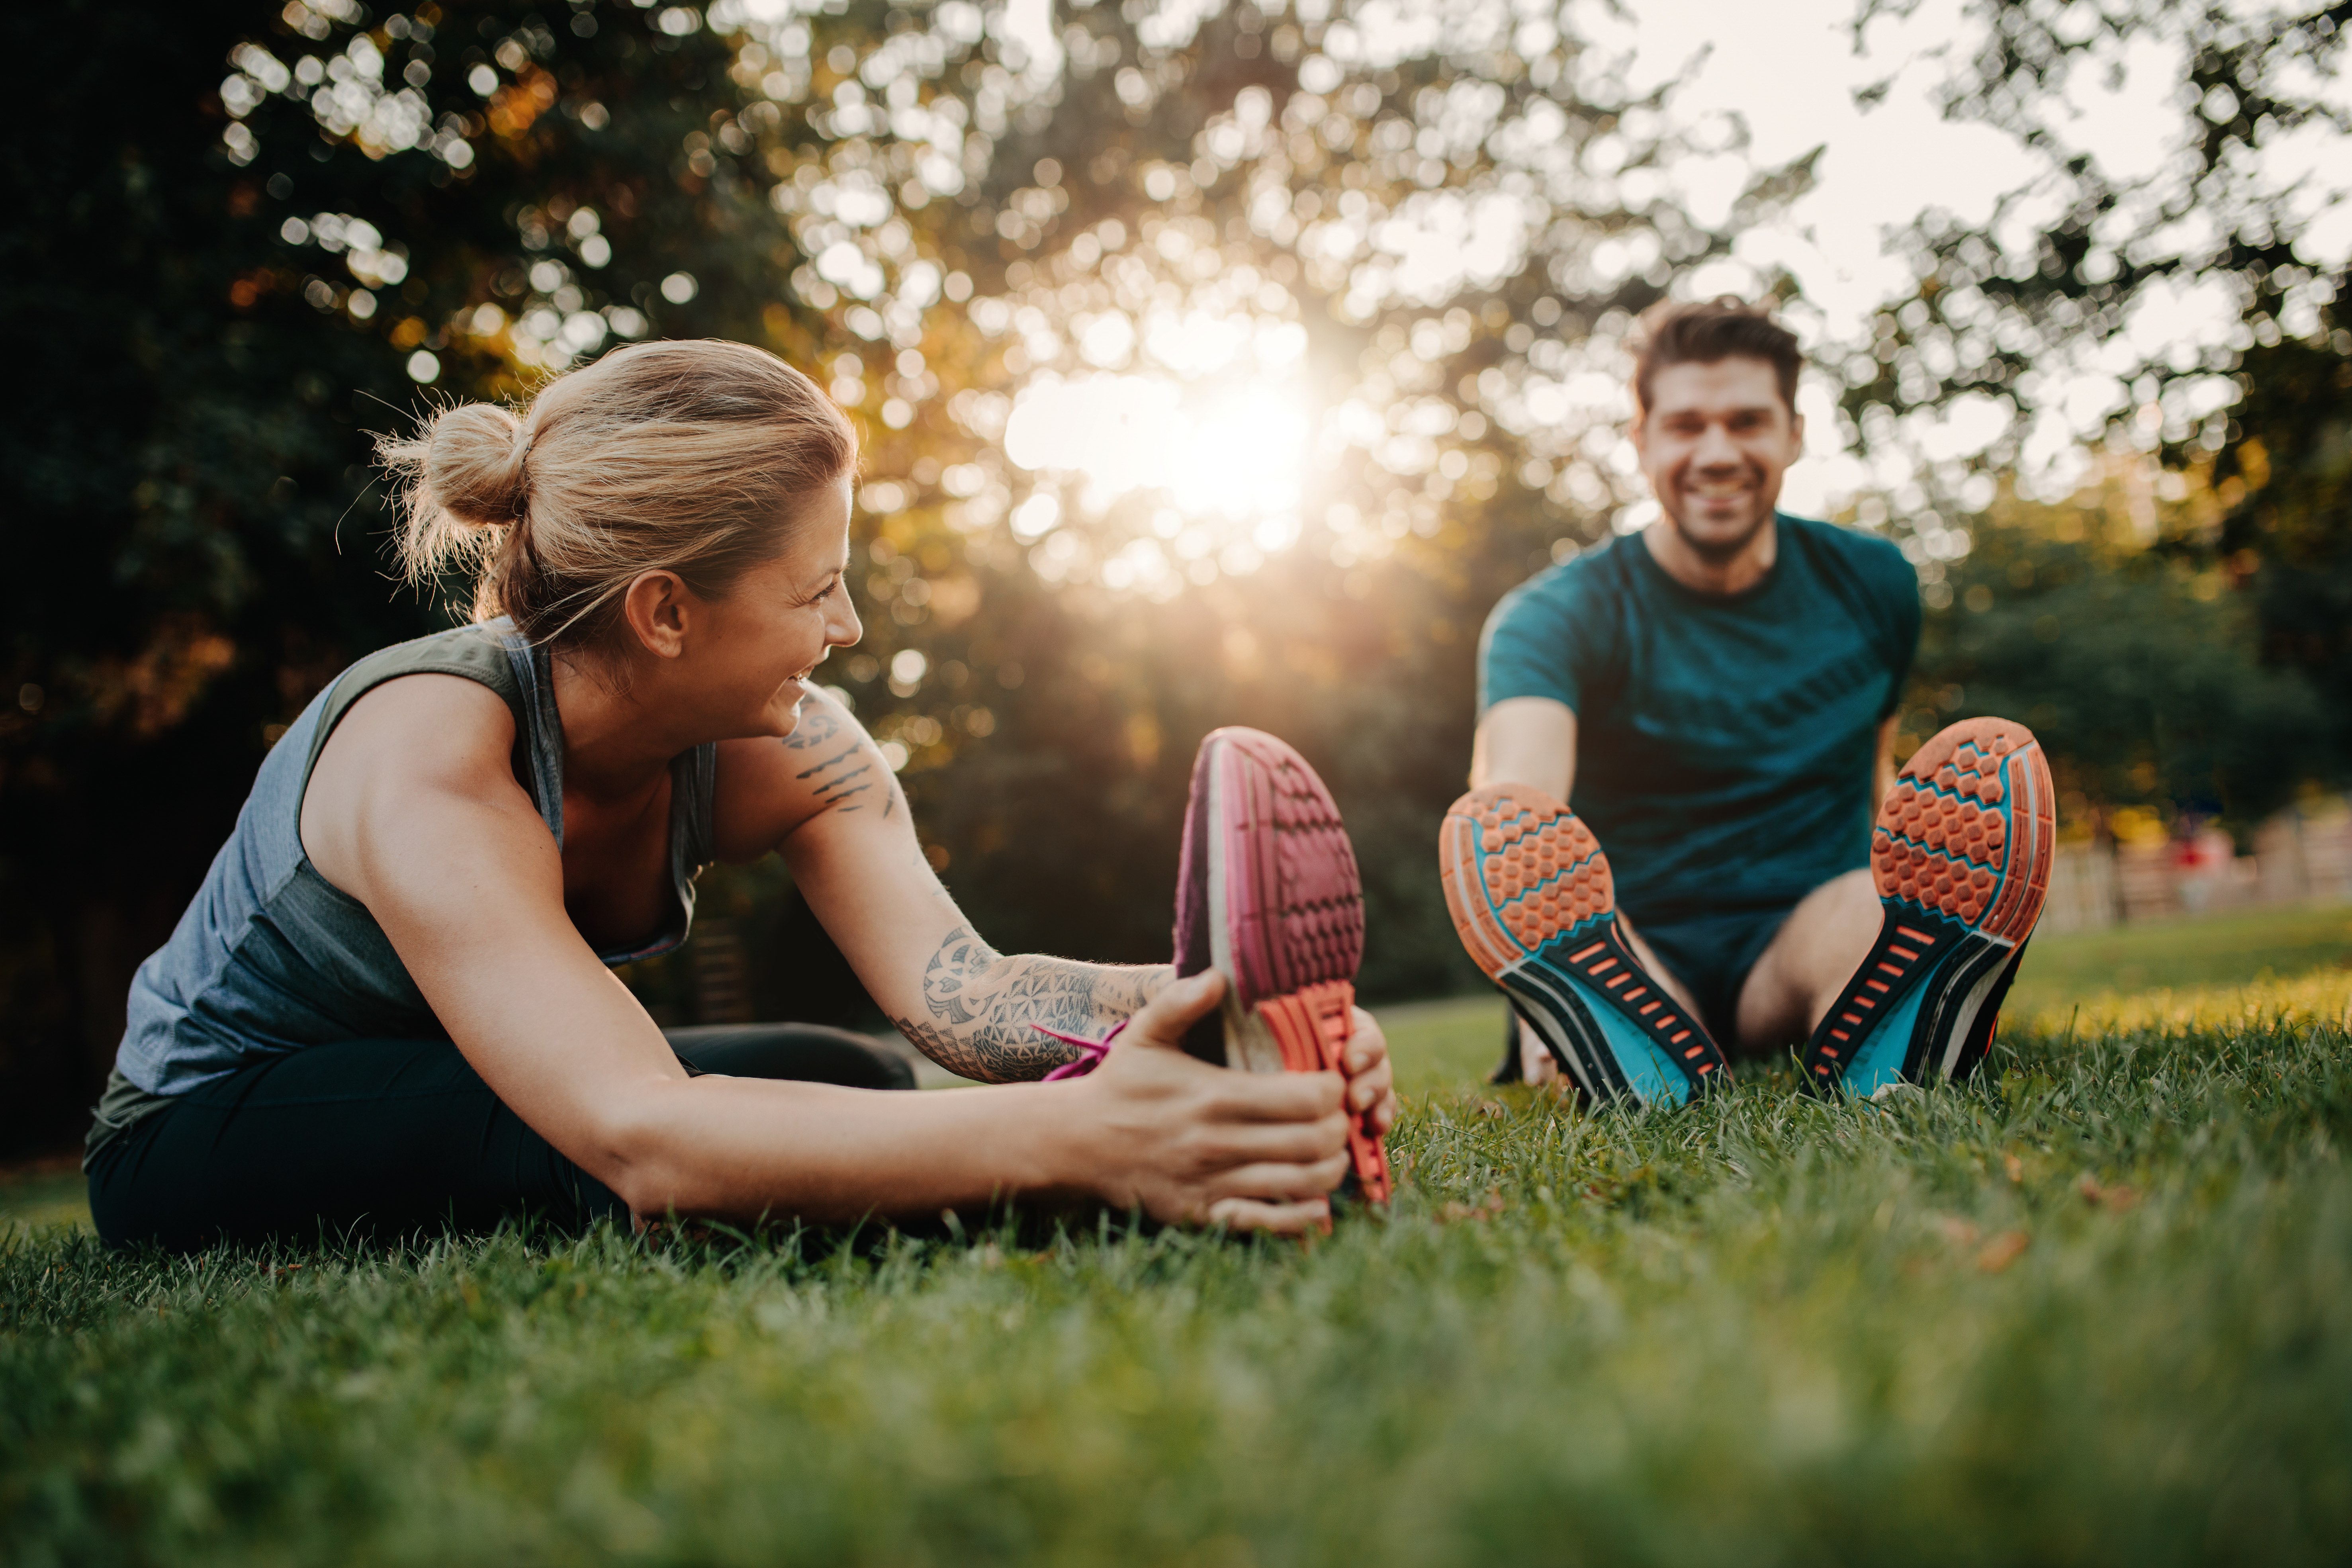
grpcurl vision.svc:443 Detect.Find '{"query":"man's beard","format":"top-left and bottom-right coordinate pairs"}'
top-left (1665, 499), bottom-right (1773, 564)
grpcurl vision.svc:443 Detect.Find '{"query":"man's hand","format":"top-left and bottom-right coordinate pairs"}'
top-left (1070, 971), bottom-right (1351, 1234)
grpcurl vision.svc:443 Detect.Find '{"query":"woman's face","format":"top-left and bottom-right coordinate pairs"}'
top-left (661, 476), bottom-right (862, 740)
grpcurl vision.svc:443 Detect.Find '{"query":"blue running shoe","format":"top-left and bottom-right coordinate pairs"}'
top-left (1440, 784), bottom-right (1730, 1107)
top-left (1802, 717), bottom-right (2056, 1095)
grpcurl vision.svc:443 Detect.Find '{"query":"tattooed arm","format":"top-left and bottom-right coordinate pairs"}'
top-left (709, 686), bottom-right (1172, 1081)
top-left (891, 924), bottom-right (1172, 1081)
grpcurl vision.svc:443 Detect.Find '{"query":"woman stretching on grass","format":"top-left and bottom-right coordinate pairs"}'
top-left (88, 339), bottom-right (1394, 1252)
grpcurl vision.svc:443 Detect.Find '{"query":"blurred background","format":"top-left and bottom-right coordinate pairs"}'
top-left (5, 0), bottom-right (2348, 1151)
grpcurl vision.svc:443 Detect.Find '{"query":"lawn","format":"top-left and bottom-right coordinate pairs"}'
top-left (6, 903), bottom-right (2351, 1565)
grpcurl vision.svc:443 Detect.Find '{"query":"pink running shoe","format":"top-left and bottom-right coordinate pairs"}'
top-left (1174, 727), bottom-right (1389, 1204)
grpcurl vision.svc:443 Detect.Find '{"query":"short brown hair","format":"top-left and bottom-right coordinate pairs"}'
top-left (1630, 297), bottom-right (1802, 415)
top-left (380, 339), bottom-right (857, 650)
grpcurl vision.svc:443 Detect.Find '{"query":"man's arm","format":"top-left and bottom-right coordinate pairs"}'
top-left (1873, 714), bottom-right (1899, 815)
top-left (1471, 695), bottom-right (1579, 800)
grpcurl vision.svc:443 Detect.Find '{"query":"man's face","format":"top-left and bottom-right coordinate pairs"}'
top-left (1632, 357), bottom-right (1804, 561)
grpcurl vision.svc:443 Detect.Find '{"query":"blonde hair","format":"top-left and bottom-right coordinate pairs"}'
top-left (379, 339), bottom-right (857, 650)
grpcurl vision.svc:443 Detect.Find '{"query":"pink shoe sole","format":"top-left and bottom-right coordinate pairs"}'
top-left (1176, 728), bottom-right (1388, 1202)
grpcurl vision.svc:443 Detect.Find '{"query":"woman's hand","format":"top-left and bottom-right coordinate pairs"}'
top-left (1069, 971), bottom-right (1351, 1234)
top-left (1340, 1006), bottom-right (1399, 1140)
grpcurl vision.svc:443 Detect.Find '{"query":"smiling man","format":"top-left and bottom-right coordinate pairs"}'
top-left (1448, 297), bottom-right (2051, 1098)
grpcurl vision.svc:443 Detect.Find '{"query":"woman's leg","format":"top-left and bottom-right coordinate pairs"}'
top-left (88, 1038), bottom-right (621, 1253)
top-left (91, 1026), bottom-right (918, 1252)
top-left (663, 1023), bottom-right (920, 1090)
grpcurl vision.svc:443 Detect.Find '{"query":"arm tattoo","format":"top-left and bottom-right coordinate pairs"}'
top-left (888, 924), bottom-right (1174, 1083)
top-left (781, 699), bottom-right (874, 811)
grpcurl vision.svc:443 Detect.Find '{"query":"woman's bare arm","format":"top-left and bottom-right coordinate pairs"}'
top-left (711, 688), bottom-right (1393, 1133)
top-left (711, 689), bottom-right (1173, 1081)
top-left (301, 675), bottom-right (1350, 1231)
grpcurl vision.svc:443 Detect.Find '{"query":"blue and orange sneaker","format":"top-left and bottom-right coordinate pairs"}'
top-left (1174, 727), bottom-right (1390, 1202)
top-left (1802, 717), bottom-right (2055, 1095)
top-left (1440, 783), bottom-right (1730, 1106)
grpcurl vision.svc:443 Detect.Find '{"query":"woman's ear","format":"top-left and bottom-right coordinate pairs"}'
top-left (620, 570), bottom-right (693, 660)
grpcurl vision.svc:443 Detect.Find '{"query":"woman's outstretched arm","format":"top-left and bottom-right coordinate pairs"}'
top-left (712, 688), bottom-right (1180, 1081)
top-left (881, 921), bottom-right (1170, 1082)
top-left (304, 674), bottom-right (1352, 1232)
top-left (714, 688), bottom-right (1393, 1135)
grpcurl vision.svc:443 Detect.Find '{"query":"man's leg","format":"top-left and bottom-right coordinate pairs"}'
top-left (1733, 869), bottom-right (1881, 1051)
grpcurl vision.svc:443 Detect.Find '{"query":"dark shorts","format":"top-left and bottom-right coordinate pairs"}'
top-left (1631, 904), bottom-right (1798, 1051)
top-left (88, 1024), bottom-right (916, 1253)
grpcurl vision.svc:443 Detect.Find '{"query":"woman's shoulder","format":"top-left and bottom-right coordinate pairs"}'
top-left (324, 622), bottom-right (524, 717)
top-left (308, 625), bottom-right (536, 801)
top-left (306, 623), bottom-right (529, 769)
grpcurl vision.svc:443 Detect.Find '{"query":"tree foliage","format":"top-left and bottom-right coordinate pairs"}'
top-left (1845, 0), bottom-right (2352, 812)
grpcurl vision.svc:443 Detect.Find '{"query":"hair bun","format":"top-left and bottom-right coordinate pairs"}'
top-left (422, 402), bottom-right (531, 529)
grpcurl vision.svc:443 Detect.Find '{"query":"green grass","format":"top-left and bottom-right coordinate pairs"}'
top-left (1372, 897), bottom-right (2352, 1092)
top-left (7, 905), bottom-right (2352, 1564)
top-left (2005, 899), bottom-right (2352, 1014)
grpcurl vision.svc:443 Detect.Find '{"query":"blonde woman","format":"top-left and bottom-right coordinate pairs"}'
top-left (89, 340), bottom-right (1394, 1251)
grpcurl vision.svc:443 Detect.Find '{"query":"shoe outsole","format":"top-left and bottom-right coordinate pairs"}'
top-left (1802, 717), bottom-right (2056, 1094)
top-left (1439, 784), bottom-right (1730, 1107)
top-left (1176, 728), bottom-right (1388, 1202)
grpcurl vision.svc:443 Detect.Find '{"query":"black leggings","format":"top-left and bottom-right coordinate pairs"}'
top-left (88, 1025), bottom-right (917, 1253)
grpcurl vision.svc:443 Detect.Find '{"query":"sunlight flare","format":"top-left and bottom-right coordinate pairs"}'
top-left (1002, 370), bottom-right (1313, 555)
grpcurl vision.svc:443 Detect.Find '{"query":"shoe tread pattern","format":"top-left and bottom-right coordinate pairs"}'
top-left (1440, 786), bottom-right (1609, 969)
top-left (1198, 729), bottom-right (1387, 1200)
top-left (1808, 717), bottom-right (2055, 1091)
top-left (1440, 784), bottom-right (1729, 1099)
top-left (1215, 729), bottom-right (1365, 1007)
top-left (1872, 718), bottom-right (2053, 939)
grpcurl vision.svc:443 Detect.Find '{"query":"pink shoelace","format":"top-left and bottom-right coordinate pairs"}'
top-left (1032, 1018), bottom-right (1129, 1081)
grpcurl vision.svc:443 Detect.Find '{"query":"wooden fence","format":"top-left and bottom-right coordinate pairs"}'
top-left (2038, 800), bottom-right (2352, 935)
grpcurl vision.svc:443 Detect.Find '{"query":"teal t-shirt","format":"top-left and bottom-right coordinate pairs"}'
top-left (1477, 515), bottom-right (1921, 925)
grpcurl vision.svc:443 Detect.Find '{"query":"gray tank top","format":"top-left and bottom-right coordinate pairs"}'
top-left (110, 620), bottom-right (717, 1098)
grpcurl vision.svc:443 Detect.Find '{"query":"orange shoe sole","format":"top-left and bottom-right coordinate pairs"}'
top-left (1803, 717), bottom-right (2056, 1093)
top-left (1440, 783), bottom-right (1729, 1106)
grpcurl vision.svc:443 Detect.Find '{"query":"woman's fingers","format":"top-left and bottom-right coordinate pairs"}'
top-left (1204, 1151), bottom-right (1352, 1204)
top-left (1124, 969), bottom-right (1224, 1048)
top-left (1203, 1066), bottom-right (1344, 1122)
top-left (1194, 1111), bottom-right (1349, 1168)
top-left (1338, 1006), bottom-right (1399, 1133)
top-left (1204, 1195), bottom-right (1334, 1234)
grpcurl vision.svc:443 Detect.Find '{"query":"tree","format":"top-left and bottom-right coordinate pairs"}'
top-left (2, 0), bottom-right (850, 1147)
top-left (1899, 470), bottom-right (2335, 834)
top-left (1832, 0), bottom-right (2352, 812)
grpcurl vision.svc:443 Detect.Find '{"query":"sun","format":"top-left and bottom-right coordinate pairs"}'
top-left (998, 311), bottom-right (1314, 583)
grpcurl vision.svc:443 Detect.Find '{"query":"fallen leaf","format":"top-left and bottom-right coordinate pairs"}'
top-left (1975, 1231), bottom-right (2029, 1273)
top-left (2078, 1175), bottom-right (2141, 1211)
top-left (1439, 1189), bottom-right (1507, 1224)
